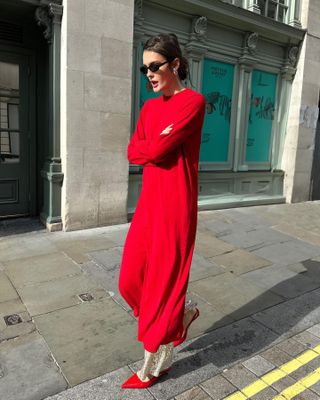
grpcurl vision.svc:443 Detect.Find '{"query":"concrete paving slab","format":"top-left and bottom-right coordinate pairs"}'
top-left (0, 272), bottom-right (18, 302)
top-left (242, 264), bottom-right (320, 299)
top-left (252, 289), bottom-right (320, 339)
top-left (199, 374), bottom-right (237, 400)
top-left (189, 272), bottom-right (284, 321)
top-left (195, 230), bottom-right (235, 258)
top-left (181, 316), bottom-right (279, 370)
top-left (204, 220), bottom-right (255, 237)
top-left (44, 365), bottom-right (153, 400)
top-left (252, 239), bottom-right (320, 266)
top-left (288, 258), bottom-right (320, 284)
top-left (222, 363), bottom-right (257, 389)
top-left (250, 385), bottom-right (278, 399)
top-left (0, 331), bottom-right (67, 400)
top-left (275, 338), bottom-right (308, 357)
top-left (34, 297), bottom-right (142, 387)
top-left (307, 322), bottom-right (320, 338)
top-left (209, 249), bottom-right (271, 275)
top-left (220, 208), bottom-right (275, 229)
top-left (81, 252), bottom-right (129, 312)
top-left (0, 235), bottom-right (58, 262)
top-left (4, 252), bottom-right (82, 288)
top-left (273, 222), bottom-right (320, 246)
top-left (175, 385), bottom-right (211, 400)
top-left (81, 260), bottom-right (130, 311)
top-left (17, 274), bottom-right (109, 316)
top-left (189, 254), bottom-right (226, 283)
top-left (242, 354), bottom-right (275, 376)
top-left (102, 225), bottom-right (129, 246)
top-left (55, 237), bottom-right (116, 264)
top-left (259, 345), bottom-right (292, 366)
top-left (0, 298), bottom-right (35, 341)
top-left (87, 247), bottom-right (123, 270)
top-left (291, 330), bottom-right (320, 348)
top-left (218, 228), bottom-right (292, 250)
top-left (184, 291), bottom-right (235, 337)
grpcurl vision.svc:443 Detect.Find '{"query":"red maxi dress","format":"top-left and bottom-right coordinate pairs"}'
top-left (118, 88), bottom-right (206, 353)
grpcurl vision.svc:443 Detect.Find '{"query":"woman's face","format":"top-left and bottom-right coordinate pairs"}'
top-left (142, 51), bottom-right (178, 93)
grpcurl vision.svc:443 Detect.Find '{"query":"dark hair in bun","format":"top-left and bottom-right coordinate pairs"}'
top-left (143, 33), bottom-right (190, 82)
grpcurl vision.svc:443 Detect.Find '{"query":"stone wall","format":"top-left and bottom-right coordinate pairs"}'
top-left (283, 0), bottom-right (320, 202)
top-left (60, 0), bottom-right (134, 230)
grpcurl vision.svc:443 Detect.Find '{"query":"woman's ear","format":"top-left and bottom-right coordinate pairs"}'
top-left (171, 57), bottom-right (180, 72)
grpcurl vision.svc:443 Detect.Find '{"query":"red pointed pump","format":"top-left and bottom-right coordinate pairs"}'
top-left (121, 367), bottom-right (171, 389)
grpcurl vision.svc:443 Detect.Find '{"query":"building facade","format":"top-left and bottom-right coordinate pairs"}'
top-left (0, 0), bottom-right (319, 231)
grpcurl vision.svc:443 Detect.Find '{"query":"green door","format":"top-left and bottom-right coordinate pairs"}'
top-left (0, 53), bottom-right (31, 217)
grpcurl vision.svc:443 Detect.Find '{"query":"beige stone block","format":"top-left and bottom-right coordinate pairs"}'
top-left (66, 0), bottom-right (85, 34)
top-left (65, 147), bottom-right (84, 183)
top-left (67, 111), bottom-right (130, 153)
top-left (297, 126), bottom-right (316, 149)
top-left (82, 149), bottom-right (127, 184)
top-left (67, 33), bottom-right (101, 73)
top-left (67, 69), bottom-right (84, 111)
top-left (291, 172), bottom-right (312, 202)
top-left (98, 182), bottom-right (128, 226)
top-left (294, 148), bottom-right (314, 173)
top-left (306, 2), bottom-right (320, 38)
top-left (65, 182), bottom-right (99, 231)
top-left (67, 109), bottom-right (102, 148)
top-left (84, 73), bottom-right (131, 113)
top-left (101, 37), bottom-right (133, 78)
top-left (101, 112), bottom-right (131, 150)
top-left (301, 82), bottom-right (320, 104)
top-left (85, 0), bottom-right (134, 42)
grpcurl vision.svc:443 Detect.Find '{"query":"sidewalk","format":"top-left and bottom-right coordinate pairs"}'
top-left (2, 201), bottom-right (320, 399)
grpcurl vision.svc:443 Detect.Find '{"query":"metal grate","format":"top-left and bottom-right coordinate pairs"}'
top-left (0, 20), bottom-right (23, 43)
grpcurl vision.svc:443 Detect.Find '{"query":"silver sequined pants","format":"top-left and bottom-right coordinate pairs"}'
top-left (139, 300), bottom-right (197, 380)
top-left (139, 342), bottom-right (174, 380)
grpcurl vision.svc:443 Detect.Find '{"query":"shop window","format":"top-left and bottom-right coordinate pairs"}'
top-left (245, 69), bottom-right (277, 166)
top-left (200, 59), bottom-right (234, 164)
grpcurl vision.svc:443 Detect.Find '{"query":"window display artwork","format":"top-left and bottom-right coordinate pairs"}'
top-left (246, 70), bottom-right (277, 163)
top-left (200, 59), bottom-right (234, 163)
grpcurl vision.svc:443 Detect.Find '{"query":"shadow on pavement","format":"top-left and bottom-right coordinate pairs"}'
top-left (0, 217), bottom-right (45, 237)
top-left (172, 259), bottom-right (320, 377)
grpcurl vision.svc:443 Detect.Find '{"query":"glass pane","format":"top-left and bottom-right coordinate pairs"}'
top-left (245, 70), bottom-right (277, 164)
top-left (0, 131), bottom-right (20, 163)
top-left (267, 2), bottom-right (277, 19)
top-left (278, 5), bottom-right (287, 22)
top-left (200, 59), bottom-right (234, 163)
top-left (258, 0), bottom-right (266, 15)
top-left (0, 62), bottom-right (20, 131)
top-left (8, 103), bottom-right (19, 130)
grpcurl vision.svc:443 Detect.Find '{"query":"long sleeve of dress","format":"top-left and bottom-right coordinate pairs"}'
top-left (128, 94), bottom-right (205, 164)
top-left (127, 103), bottom-right (151, 166)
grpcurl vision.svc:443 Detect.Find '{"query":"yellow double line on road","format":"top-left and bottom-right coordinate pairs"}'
top-left (224, 344), bottom-right (320, 399)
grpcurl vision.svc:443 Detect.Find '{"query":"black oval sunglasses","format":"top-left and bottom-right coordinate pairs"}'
top-left (140, 60), bottom-right (169, 75)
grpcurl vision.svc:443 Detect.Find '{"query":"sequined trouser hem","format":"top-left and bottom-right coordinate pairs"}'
top-left (139, 342), bottom-right (174, 380)
top-left (139, 300), bottom-right (198, 380)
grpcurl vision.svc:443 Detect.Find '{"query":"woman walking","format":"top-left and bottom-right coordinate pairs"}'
top-left (118, 33), bottom-right (206, 389)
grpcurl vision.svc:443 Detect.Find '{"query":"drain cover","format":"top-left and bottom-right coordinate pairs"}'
top-left (4, 314), bottom-right (22, 326)
top-left (78, 293), bottom-right (94, 302)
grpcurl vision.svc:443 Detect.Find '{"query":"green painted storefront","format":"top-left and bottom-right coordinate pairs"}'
top-left (128, 0), bottom-right (306, 215)
top-left (0, 0), bottom-right (63, 229)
